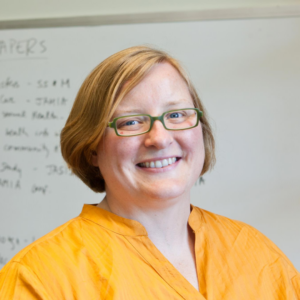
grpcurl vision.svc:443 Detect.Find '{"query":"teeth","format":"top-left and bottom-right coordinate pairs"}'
top-left (155, 161), bottom-right (162, 168)
top-left (162, 159), bottom-right (168, 167)
top-left (140, 157), bottom-right (177, 168)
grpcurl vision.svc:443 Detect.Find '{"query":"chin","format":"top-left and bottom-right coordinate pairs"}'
top-left (140, 181), bottom-right (188, 202)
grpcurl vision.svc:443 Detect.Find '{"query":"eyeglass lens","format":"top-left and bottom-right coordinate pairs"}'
top-left (115, 109), bottom-right (197, 136)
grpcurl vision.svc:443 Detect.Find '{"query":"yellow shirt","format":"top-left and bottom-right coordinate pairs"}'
top-left (0, 204), bottom-right (299, 299)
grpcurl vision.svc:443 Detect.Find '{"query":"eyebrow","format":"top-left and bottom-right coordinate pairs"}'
top-left (165, 100), bottom-right (185, 107)
top-left (114, 99), bottom-right (191, 116)
top-left (114, 109), bottom-right (144, 116)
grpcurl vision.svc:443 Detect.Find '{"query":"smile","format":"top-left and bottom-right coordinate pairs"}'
top-left (138, 157), bottom-right (178, 168)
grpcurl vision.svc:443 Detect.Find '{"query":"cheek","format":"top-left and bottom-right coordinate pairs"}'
top-left (97, 134), bottom-right (140, 171)
top-left (196, 126), bottom-right (205, 155)
top-left (184, 125), bottom-right (205, 172)
top-left (183, 125), bottom-right (204, 154)
top-left (196, 126), bottom-right (205, 162)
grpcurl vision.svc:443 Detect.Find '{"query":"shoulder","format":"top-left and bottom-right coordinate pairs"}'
top-left (0, 210), bottom-right (108, 274)
top-left (192, 205), bottom-right (259, 239)
top-left (194, 205), bottom-right (270, 241)
top-left (192, 206), bottom-right (299, 274)
top-left (0, 213), bottom-right (108, 298)
top-left (189, 206), bottom-right (300, 297)
top-left (4, 216), bottom-right (84, 266)
top-left (2, 205), bottom-right (113, 268)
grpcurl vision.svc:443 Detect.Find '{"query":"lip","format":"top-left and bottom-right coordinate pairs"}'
top-left (136, 156), bottom-right (181, 173)
top-left (137, 156), bottom-right (180, 164)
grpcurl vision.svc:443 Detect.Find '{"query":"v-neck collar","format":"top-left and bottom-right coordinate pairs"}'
top-left (79, 204), bottom-right (148, 236)
top-left (79, 203), bottom-right (203, 236)
top-left (79, 204), bottom-right (207, 299)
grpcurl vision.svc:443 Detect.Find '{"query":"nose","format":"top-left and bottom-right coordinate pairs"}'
top-left (144, 119), bottom-right (173, 149)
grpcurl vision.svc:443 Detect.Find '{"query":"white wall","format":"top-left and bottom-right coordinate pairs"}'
top-left (0, 0), bottom-right (300, 21)
top-left (0, 16), bottom-right (299, 270)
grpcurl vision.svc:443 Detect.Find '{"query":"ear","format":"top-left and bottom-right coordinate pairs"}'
top-left (91, 150), bottom-right (98, 167)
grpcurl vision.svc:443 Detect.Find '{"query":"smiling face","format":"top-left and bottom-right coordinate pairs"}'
top-left (92, 63), bottom-right (205, 206)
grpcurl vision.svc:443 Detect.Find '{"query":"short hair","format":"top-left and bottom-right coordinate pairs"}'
top-left (60, 46), bottom-right (215, 193)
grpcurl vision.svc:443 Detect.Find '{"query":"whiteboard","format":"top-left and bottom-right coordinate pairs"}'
top-left (0, 17), bottom-right (299, 271)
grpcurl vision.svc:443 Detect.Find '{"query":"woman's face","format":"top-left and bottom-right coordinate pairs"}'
top-left (93, 63), bottom-right (205, 204)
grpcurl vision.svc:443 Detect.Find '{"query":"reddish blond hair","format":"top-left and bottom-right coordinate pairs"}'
top-left (60, 46), bottom-right (215, 192)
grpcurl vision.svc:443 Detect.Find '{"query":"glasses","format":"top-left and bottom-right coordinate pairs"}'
top-left (107, 108), bottom-right (203, 137)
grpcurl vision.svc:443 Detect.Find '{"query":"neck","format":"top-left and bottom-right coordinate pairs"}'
top-left (98, 193), bottom-right (192, 251)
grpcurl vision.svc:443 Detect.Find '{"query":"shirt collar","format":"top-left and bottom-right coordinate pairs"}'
top-left (79, 203), bottom-right (203, 236)
top-left (188, 205), bottom-right (203, 232)
top-left (79, 204), bottom-right (148, 236)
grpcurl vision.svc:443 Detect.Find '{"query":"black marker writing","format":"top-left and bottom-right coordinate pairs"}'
top-left (0, 38), bottom-right (47, 56)
top-left (36, 79), bottom-right (70, 89)
top-left (0, 235), bottom-right (35, 253)
top-left (32, 111), bottom-right (60, 120)
top-left (0, 162), bottom-right (22, 178)
top-left (2, 111), bottom-right (26, 118)
top-left (5, 127), bottom-right (29, 137)
top-left (0, 94), bottom-right (15, 104)
top-left (35, 128), bottom-right (49, 137)
top-left (0, 254), bottom-right (8, 265)
top-left (35, 97), bottom-right (68, 106)
top-left (31, 184), bottom-right (48, 194)
top-left (3, 143), bottom-right (50, 158)
top-left (0, 178), bottom-right (21, 189)
top-left (194, 177), bottom-right (205, 186)
top-left (46, 164), bottom-right (72, 176)
top-left (0, 78), bottom-right (19, 89)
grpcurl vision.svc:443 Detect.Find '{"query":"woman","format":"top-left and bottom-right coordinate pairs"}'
top-left (0, 46), bottom-right (299, 299)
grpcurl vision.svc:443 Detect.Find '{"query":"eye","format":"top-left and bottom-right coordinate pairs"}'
top-left (116, 116), bottom-right (147, 130)
top-left (169, 112), bottom-right (182, 118)
top-left (125, 120), bottom-right (138, 126)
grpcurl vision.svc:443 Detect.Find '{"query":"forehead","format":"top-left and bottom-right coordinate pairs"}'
top-left (116, 63), bottom-right (193, 113)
